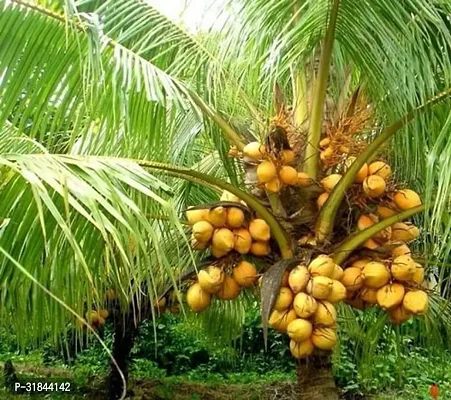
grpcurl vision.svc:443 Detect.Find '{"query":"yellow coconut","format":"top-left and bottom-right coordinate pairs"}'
top-left (403, 290), bottom-right (429, 315)
top-left (268, 309), bottom-right (297, 332)
top-left (331, 264), bottom-right (344, 281)
top-left (287, 319), bottom-right (313, 342)
top-left (391, 222), bottom-right (420, 242)
top-left (363, 175), bottom-right (386, 198)
top-left (279, 166), bottom-right (298, 185)
top-left (377, 283), bottom-right (405, 310)
top-left (312, 301), bottom-right (337, 327)
top-left (340, 267), bottom-right (363, 292)
top-left (357, 214), bottom-right (378, 230)
top-left (86, 311), bottom-right (100, 325)
top-left (212, 228), bottom-right (235, 253)
top-left (297, 172), bottom-right (311, 188)
top-left (192, 221), bottom-right (214, 242)
top-left (307, 276), bottom-right (334, 300)
top-left (293, 292), bottom-right (318, 318)
top-left (216, 275), bottom-right (241, 300)
top-left (360, 287), bottom-right (378, 304)
top-left (281, 149), bottom-right (296, 164)
top-left (389, 305), bottom-right (412, 324)
top-left (186, 207), bottom-right (209, 225)
top-left (394, 189), bottom-right (422, 210)
top-left (362, 262), bottom-right (391, 289)
top-left (191, 236), bottom-right (209, 250)
top-left (377, 204), bottom-right (398, 219)
top-left (308, 255), bottom-right (335, 278)
top-left (391, 255), bottom-right (416, 282)
top-left (211, 245), bottom-right (229, 258)
top-left (274, 287), bottom-right (294, 311)
top-left (327, 280), bottom-right (347, 303)
top-left (220, 190), bottom-right (241, 203)
top-left (243, 141), bottom-right (266, 160)
top-left (281, 270), bottom-right (290, 287)
top-left (249, 219), bottom-right (271, 242)
top-left (226, 207), bottom-right (245, 228)
top-left (290, 339), bottom-right (314, 359)
top-left (250, 241), bottom-right (271, 256)
top-left (233, 228), bottom-right (252, 254)
top-left (98, 316), bottom-right (106, 326)
top-left (311, 327), bottom-right (337, 350)
top-left (321, 174), bottom-right (342, 193)
top-left (344, 156), bottom-right (368, 183)
top-left (412, 263), bottom-right (425, 285)
top-left (320, 148), bottom-right (333, 162)
top-left (392, 244), bottom-right (411, 258)
top-left (319, 137), bottom-right (331, 148)
top-left (363, 238), bottom-right (380, 250)
top-left (368, 161), bottom-right (392, 179)
top-left (198, 265), bottom-right (224, 294)
top-left (288, 265), bottom-right (310, 293)
top-left (187, 283), bottom-right (211, 312)
top-left (257, 160), bottom-right (277, 183)
top-left (351, 259), bottom-right (371, 270)
top-left (207, 207), bottom-right (227, 228)
top-left (264, 177), bottom-right (282, 193)
top-left (374, 226), bottom-right (392, 243)
top-left (98, 309), bottom-right (109, 319)
top-left (317, 192), bottom-right (330, 209)
top-left (232, 261), bottom-right (258, 288)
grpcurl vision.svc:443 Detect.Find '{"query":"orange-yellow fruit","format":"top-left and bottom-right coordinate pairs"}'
top-left (351, 259), bottom-right (371, 270)
top-left (297, 172), bottom-right (311, 188)
top-left (287, 318), bottom-right (313, 342)
top-left (394, 189), bottom-right (422, 210)
top-left (374, 226), bottom-right (392, 243)
top-left (243, 141), bottom-right (266, 160)
top-left (362, 262), bottom-right (390, 289)
top-left (360, 287), bottom-right (378, 304)
top-left (357, 214), bottom-right (378, 230)
top-left (321, 174), bottom-right (342, 192)
top-left (311, 327), bottom-right (337, 350)
top-left (98, 316), bottom-right (106, 325)
top-left (293, 292), bottom-right (318, 318)
top-left (319, 138), bottom-right (331, 147)
top-left (216, 275), bottom-right (241, 300)
top-left (250, 241), bottom-right (270, 256)
top-left (233, 228), bottom-right (252, 254)
top-left (391, 255), bottom-right (416, 282)
top-left (268, 309), bottom-right (297, 332)
top-left (312, 301), bottom-right (337, 327)
top-left (340, 267), bottom-right (363, 292)
top-left (86, 311), bottom-right (99, 325)
top-left (192, 220), bottom-right (214, 242)
top-left (320, 148), bottom-right (333, 162)
top-left (191, 236), bottom-right (209, 250)
top-left (227, 207), bottom-right (245, 228)
top-left (212, 228), bottom-right (235, 252)
top-left (308, 255), bottom-right (335, 278)
top-left (186, 207), bottom-right (209, 225)
top-left (232, 261), bottom-right (258, 287)
top-left (249, 219), bottom-right (271, 241)
top-left (257, 160), bottom-right (277, 183)
top-left (207, 207), bottom-right (227, 228)
top-left (220, 190), bottom-right (241, 203)
top-left (307, 276), bottom-right (334, 300)
top-left (265, 177), bottom-right (282, 193)
top-left (274, 287), bottom-right (294, 311)
top-left (389, 305), bottom-right (412, 324)
top-left (363, 238), bottom-right (379, 250)
top-left (327, 280), bottom-right (347, 303)
top-left (187, 283), bottom-right (211, 312)
top-left (368, 161), bottom-right (392, 179)
top-left (377, 283), bottom-right (405, 310)
top-left (279, 166), bottom-right (298, 185)
top-left (363, 175), bottom-right (386, 198)
top-left (412, 263), bottom-right (425, 285)
top-left (290, 339), bottom-right (314, 359)
top-left (392, 244), bottom-right (411, 258)
top-left (281, 149), bottom-right (296, 164)
top-left (198, 265), bottom-right (224, 294)
top-left (391, 223), bottom-right (420, 242)
top-left (317, 192), bottom-right (329, 209)
top-left (211, 245), bottom-right (229, 258)
top-left (344, 157), bottom-right (368, 183)
top-left (288, 265), bottom-right (310, 294)
top-left (331, 264), bottom-right (344, 281)
top-left (98, 309), bottom-right (109, 319)
top-left (403, 290), bottom-right (428, 315)
top-left (377, 204), bottom-right (398, 219)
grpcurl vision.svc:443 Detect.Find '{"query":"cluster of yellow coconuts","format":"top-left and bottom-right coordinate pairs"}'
top-left (84, 308), bottom-right (109, 329)
top-left (186, 260), bottom-right (259, 312)
top-left (268, 255), bottom-right (346, 359)
top-left (242, 141), bottom-right (310, 192)
top-left (342, 248), bottom-right (428, 323)
top-left (186, 204), bottom-right (272, 258)
top-left (316, 159), bottom-right (422, 213)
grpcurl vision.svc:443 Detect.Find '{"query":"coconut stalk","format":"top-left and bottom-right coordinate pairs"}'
top-left (304, 0), bottom-right (340, 180)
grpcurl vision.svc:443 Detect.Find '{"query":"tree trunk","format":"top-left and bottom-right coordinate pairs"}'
top-left (108, 311), bottom-right (139, 400)
top-left (296, 355), bottom-right (339, 400)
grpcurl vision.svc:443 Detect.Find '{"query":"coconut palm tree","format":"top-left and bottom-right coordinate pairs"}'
top-left (2, 0), bottom-right (451, 399)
